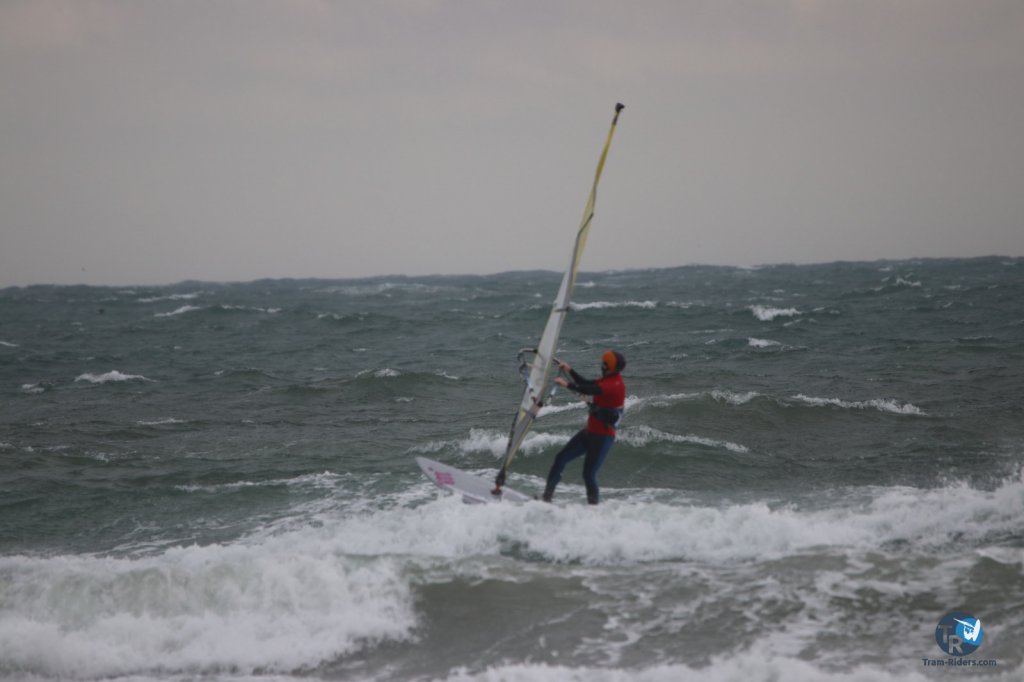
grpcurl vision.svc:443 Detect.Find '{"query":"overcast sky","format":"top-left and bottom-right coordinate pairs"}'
top-left (1, 1), bottom-right (1022, 287)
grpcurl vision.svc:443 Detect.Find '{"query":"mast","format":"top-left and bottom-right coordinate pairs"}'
top-left (493, 103), bottom-right (625, 493)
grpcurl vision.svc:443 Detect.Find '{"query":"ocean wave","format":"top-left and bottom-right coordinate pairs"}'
top-left (0, 541), bottom-right (415, 678)
top-left (537, 401), bottom-right (586, 417)
top-left (748, 337), bottom-right (781, 348)
top-left (75, 371), bottom-right (155, 384)
top-left (749, 305), bottom-right (800, 322)
top-left (412, 428), bottom-right (570, 459)
top-left (319, 281), bottom-right (444, 296)
top-left (664, 300), bottom-right (707, 309)
top-left (137, 292), bottom-right (203, 303)
top-left (635, 391), bottom-right (759, 409)
top-left (399, 470), bottom-right (1024, 565)
top-left (790, 394), bottom-right (925, 416)
top-left (175, 471), bottom-right (342, 494)
top-left (619, 425), bottom-right (749, 454)
top-left (571, 300), bottom-right (657, 311)
top-left (218, 304), bottom-right (282, 314)
top-left (136, 418), bottom-right (185, 426)
top-left (429, 653), bottom-right (1022, 682)
top-left (355, 367), bottom-right (402, 379)
top-left (0, 340), bottom-right (19, 348)
top-left (710, 390), bottom-right (760, 405)
top-left (154, 305), bottom-right (203, 317)
top-left (21, 383), bottom-right (45, 394)
top-left (4, 470), bottom-right (1022, 679)
top-left (635, 390), bottom-right (920, 416)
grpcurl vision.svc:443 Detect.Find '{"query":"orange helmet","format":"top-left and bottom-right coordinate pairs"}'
top-left (602, 350), bottom-right (626, 374)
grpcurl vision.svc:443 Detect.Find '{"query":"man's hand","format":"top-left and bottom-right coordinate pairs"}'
top-left (554, 377), bottom-right (569, 388)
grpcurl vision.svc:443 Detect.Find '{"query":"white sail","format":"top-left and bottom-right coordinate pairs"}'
top-left (494, 103), bottom-right (624, 490)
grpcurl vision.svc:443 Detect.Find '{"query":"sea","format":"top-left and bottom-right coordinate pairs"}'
top-left (1, 257), bottom-right (1022, 681)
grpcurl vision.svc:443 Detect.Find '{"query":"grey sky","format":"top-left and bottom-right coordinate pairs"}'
top-left (2, 1), bottom-right (1022, 287)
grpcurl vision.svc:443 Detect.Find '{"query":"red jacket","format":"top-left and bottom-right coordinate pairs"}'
top-left (567, 370), bottom-right (626, 437)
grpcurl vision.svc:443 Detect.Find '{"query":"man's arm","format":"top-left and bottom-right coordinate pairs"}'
top-left (556, 363), bottom-right (604, 396)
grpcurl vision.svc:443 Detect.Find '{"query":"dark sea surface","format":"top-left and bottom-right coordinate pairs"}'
top-left (1, 257), bottom-right (1023, 681)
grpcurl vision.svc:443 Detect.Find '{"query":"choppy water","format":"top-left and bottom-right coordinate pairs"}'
top-left (1, 257), bottom-right (1023, 681)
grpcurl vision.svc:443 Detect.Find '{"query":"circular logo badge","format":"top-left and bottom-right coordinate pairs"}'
top-left (935, 611), bottom-right (983, 656)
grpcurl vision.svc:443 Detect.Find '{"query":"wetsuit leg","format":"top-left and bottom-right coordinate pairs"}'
top-left (543, 429), bottom-right (589, 501)
top-left (582, 433), bottom-right (615, 505)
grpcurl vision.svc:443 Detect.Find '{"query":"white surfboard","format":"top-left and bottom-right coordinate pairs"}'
top-left (416, 456), bottom-right (532, 504)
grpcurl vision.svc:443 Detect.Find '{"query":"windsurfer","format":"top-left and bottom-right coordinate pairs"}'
top-left (541, 350), bottom-right (626, 504)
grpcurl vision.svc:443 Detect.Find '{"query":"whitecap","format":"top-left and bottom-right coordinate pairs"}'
top-left (75, 371), bottom-right (154, 384)
top-left (619, 425), bottom-right (749, 453)
top-left (219, 305), bottom-right (281, 314)
top-left (750, 305), bottom-right (800, 322)
top-left (0, 535), bottom-right (416, 679)
top-left (571, 300), bottom-right (657, 311)
top-left (428, 649), bottom-right (1001, 682)
top-left (138, 292), bottom-right (202, 303)
top-left (154, 305), bottom-right (203, 318)
top-left (709, 390), bottom-right (760, 405)
top-left (355, 368), bottom-right (401, 379)
top-left (412, 428), bottom-right (571, 459)
top-left (791, 394), bottom-right (924, 415)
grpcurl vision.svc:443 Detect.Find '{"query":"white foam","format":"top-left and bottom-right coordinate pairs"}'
top-left (21, 383), bottom-right (44, 394)
top-left (154, 305), bottom-right (203, 317)
top-left (542, 394), bottom-right (644, 417)
top-left (791, 394), bottom-right (925, 415)
top-left (175, 471), bottom-right (342, 494)
top-left (136, 418), bottom-right (185, 426)
top-left (748, 337), bottom-right (781, 348)
top-left (138, 292), bottom-right (202, 303)
top-left (0, 540), bottom-right (416, 678)
top-left (219, 305), bottom-right (281, 314)
top-left (619, 425), bottom-right (749, 454)
top-left (0, 340), bottom-right (19, 347)
top-left (75, 371), bottom-right (154, 384)
top-left (750, 305), bottom-right (800, 321)
top-left (472, 428), bottom-right (568, 458)
top-left (2, 470), bottom-right (1023, 678)
top-left (431, 652), bottom-right (1021, 682)
top-left (402, 470), bottom-right (1024, 565)
top-left (356, 368), bottom-right (401, 379)
top-left (709, 390), bottom-right (760, 405)
top-left (320, 281), bottom-right (442, 296)
top-left (571, 300), bottom-right (657, 311)
top-left (634, 391), bottom-right (757, 409)
top-left (638, 392), bottom-right (702, 408)
top-left (538, 400), bottom-right (587, 417)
